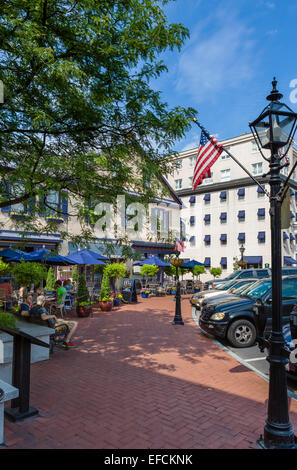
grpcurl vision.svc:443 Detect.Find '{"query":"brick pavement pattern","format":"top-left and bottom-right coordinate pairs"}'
top-left (3, 295), bottom-right (297, 449)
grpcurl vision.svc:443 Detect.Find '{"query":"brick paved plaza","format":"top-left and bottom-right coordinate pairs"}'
top-left (3, 295), bottom-right (297, 449)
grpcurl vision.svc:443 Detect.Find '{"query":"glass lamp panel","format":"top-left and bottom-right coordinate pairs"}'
top-left (254, 115), bottom-right (270, 149)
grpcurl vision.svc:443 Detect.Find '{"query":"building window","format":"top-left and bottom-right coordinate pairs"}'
top-left (221, 147), bottom-right (230, 160)
top-left (238, 210), bottom-right (245, 222)
top-left (204, 235), bottom-right (211, 246)
top-left (220, 234), bottom-right (227, 245)
top-left (204, 194), bottom-right (211, 204)
top-left (252, 162), bottom-right (263, 176)
top-left (204, 257), bottom-right (211, 267)
top-left (258, 231), bottom-right (266, 243)
top-left (188, 176), bottom-right (193, 188)
top-left (220, 212), bottom-right (227, 224)
top-left (220, 191), bottom-right (227, 202)
top-left (175, 179), bottom-right (182, 190)
top-left (257, 185), bottom-right (265, 198)
top-left (190, 216), bottom-right (195, 227)
top-left (189, 156), bottom-right (196, 168)
top-left (257, 208), bottom-right (265, 221)
top-left (203, 172), bottom-right (213, 185)
top-left (237, 188), bottom-right (245, 200)
top-left (189, 196), bottom-right (196, 206)
top-left (151, 208), bottom-right (170, 239)
top-left (189, 236), bottom-right (196, 246)
top-left (221, 169), bottom-right (230, 182)
top-left (204, 214), bottom-right (211, 225)
top-left (252, 140), bottom-right (259, 153)
top-left (176, 160), bottom-right (183, 170)
top-left (238, 233), bottom-right (245, 244)
top-left (220, 257), bottom-right (227, 269)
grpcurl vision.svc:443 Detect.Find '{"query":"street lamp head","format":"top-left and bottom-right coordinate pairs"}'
top-left (249, 78), bottom-right (297, 151)
top-left (239, 244), bottom-right (245, 256)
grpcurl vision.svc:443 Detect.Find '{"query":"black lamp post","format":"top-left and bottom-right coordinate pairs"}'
top-left (238, 244), bottom-right (246, 269)
top-left (171, 255), bottom-right (184, 325)
top-left (250, 78), bottom-right (297, 449)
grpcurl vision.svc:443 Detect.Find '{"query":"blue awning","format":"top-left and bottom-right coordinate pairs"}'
top-left (220, 191), bottom-right (227, 199)
top-left (204, 257), bottom-right (211, 267)
top-left (283, 232), bottom-right (289, 240)
top-left (258, 232), bottom-right (265, 240)
top-left (257, 186), bottom-right (265, 193)
top-left (243, 256), bottom-right (262, 264)
top-left (290, 189), bottom-right (294, 196)
top-left (238, 210), bottom-right (245, 218)
top-left (190, 216), bottom-right (195, 224)
top-left (204, 214), bottom-right (210, 222)
top-left (237, 188), bottom-right (245, 196)
top-left (204, 235), bottom-right (211, 242)
top-left (238, 233), bottom-right (245, 241)
top-left (290, 234), bottom-right (295, 241)
top-left (220, 234), bottom-right (227, 241)
top-left (220, 257), bottom-right (227, 265)
top-left (189, 196), bottom-right (196, 203)
top-left (189, 236), bottom-right (195, 243)
top-left (284, 256), bottom-right (297, 265)
top-left (204, 194), bottom-right (210, 201)
top-left (220, 212), bottom-right (227, 220)
top-left (257, 208), bottom-right (265, 216)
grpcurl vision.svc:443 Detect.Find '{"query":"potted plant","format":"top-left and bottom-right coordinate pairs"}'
top-left (76, 273), bottom-right (92, 317)
top-left (104, 263), bottom-right (128, 292)
top-left (98, 270), bottom-right (113, 311)
top-left (170, 286), bottom-right (176, 295)
top-left (45, 266), bottom-right (56, 296)
top-left (140, 289), bottom-right (150, 298)
top-left (112, 292), bottom-right (123, 307)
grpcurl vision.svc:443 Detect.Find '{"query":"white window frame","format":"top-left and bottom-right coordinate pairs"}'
top-left (221, 169), bottom-right (230, 182)
top-left (252, 162), bottom-right (263, 176)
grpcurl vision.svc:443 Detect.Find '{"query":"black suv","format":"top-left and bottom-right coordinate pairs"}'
top-left (198, 275), bottom-right (297, 348)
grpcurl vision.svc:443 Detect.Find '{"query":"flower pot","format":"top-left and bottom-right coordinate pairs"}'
top-left (141, 293), bottom-right (149, 298)
top-left (99, 301), bottom-right (113, 312)
top-left (170, 290), bottom-right (176, 295)
top-left (113, 298), bottom-right (121, 307)
top-left (170, 258), bottom-right (184, 268)
top-left (76, 305), bottom-right (92, 317)
top-left (194, 288), bottom-right (200, 293)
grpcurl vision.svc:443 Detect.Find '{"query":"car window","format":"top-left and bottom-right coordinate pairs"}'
top-left (232, 281), bottom-right (257, 294)
top-left (224, 271), bottom-right (240, 280)
top-left (256, 269), bottom-right (270, 279)
top-left (282, 269), bottom-right (297, 276)
top-left (238, 270), bottom-right (254, 279)
top-left (246, 280), bottom-right (272, 299)
top-left (282, 278), bottom-right (297, 299)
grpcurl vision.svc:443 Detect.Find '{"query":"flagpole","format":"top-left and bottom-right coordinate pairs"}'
top-left (192, 118), bottom-right (269, 197)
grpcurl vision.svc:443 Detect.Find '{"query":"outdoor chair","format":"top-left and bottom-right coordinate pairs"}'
top-left (49, 290), bottom-right (67, 318)
top-left (0, 287), bottom-right (9, 311)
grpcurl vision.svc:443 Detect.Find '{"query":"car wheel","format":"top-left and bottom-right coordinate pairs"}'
top-left (227, 319), bottom-right (256, 348)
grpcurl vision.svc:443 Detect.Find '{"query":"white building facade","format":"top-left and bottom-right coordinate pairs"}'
top-left (167, 132), bottom-right (297, 281)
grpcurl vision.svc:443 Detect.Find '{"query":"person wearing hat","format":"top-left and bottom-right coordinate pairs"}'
top-left (30, 295), bottom-right (78, 348)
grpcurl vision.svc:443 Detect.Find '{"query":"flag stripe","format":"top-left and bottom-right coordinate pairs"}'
top-left (192, 131), bottom-right (223, 190)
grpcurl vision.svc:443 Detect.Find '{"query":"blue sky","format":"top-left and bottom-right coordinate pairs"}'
top-left (154, 0), bottom-right (297, 151)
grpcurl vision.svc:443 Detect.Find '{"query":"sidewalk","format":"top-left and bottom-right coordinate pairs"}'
top-left (3, 295), bottom-right (297, 449)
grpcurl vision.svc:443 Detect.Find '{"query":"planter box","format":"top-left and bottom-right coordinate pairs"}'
top-left (99, 301), bottom-right (113, 312)
top-left (0, 319), bottom-right (54, 384)
top-left (76, 305), bottom-right (92, 317)
top-left (140, 293), bottom-right (149, 298)
top-left (113, 299), bottom-right (121, 307)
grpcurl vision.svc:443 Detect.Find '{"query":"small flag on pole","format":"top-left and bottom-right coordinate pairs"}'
top-left (193, 130), bottom-right (223, 190)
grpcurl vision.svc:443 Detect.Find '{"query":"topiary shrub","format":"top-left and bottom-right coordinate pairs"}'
top-left (72, 266), bottom-right (78, 283)
top-left (45, 267), bottom-right (56, 291)
top-left (210, 267), bottom-right (222, 279)
top-left (77, 273), bottom-right (90, 304)
top-left (140, 264), bottom-right (159, 278)
top-left (99, 270), bottom-right (112, 302)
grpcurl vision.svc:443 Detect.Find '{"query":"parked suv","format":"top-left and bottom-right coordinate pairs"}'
top-left (190, 279), bottom-right (257, 309)
top-left (203, 267), bottom-right (297, 290)
top-left (198, 275), bottom-right (297, 348)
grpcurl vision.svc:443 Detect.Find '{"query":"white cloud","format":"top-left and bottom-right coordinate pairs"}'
top-left (175, 13), bottom-right (258, 102)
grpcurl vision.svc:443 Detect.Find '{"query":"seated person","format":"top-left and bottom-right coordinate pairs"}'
top-left (19, 295), bottom-right (33, 317)
top-left (56, 280), bottom-right (67, 302)
top-left (30, 295), bottom-right (78, 348)
top-left (63, 279), bottom-right (73, 292)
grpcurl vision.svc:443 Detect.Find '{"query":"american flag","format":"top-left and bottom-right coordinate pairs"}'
top-left (278, 147), bottom-right (290, 163)
top-left (192, 130), bottom-right (223, 190)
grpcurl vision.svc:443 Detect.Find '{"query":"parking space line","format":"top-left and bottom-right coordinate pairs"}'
top-left (245, 357), bottom-right (267, 362)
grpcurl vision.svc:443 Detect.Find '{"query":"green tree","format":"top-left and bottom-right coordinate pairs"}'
top-left (140, 264), bottom-right (159, 278)
top-left (0, 257), bottom-right (10, 276)
top-left (13, 261), bottom-right (47, 286)
top-left (210, 267), bottom-right (222, 279)
top-left (99, 271), bottom-right (112, 301)
top-left (77, 273), bottom-right (89, 304)
top-left (0, 0), bottom-right (196, 242)
top-left (45, 266), bottom-right (56, 291)
top-left (104, 263), bottom-right (128, 291)
top-left (72, 266), bottom-right (79, 283)
top-left (192, 265), bottom-right (206, 280)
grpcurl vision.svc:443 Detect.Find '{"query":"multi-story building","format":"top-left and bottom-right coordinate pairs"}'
top-left (167, 132), bottom-right (297, 280)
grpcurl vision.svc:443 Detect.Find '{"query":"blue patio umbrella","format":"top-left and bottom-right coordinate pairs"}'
top-left (27, 248), bottom-right (51, 261)
top-left (68, 248), bottom-right (109, 261)
top-left (0, 248), bottom-right (32, 261)
top-left (66, 250), bottom-right (106, 265)
top-left (134, 256), bottom-right (170, 267)
top-left (182, 260), bottom-right (204, 269)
